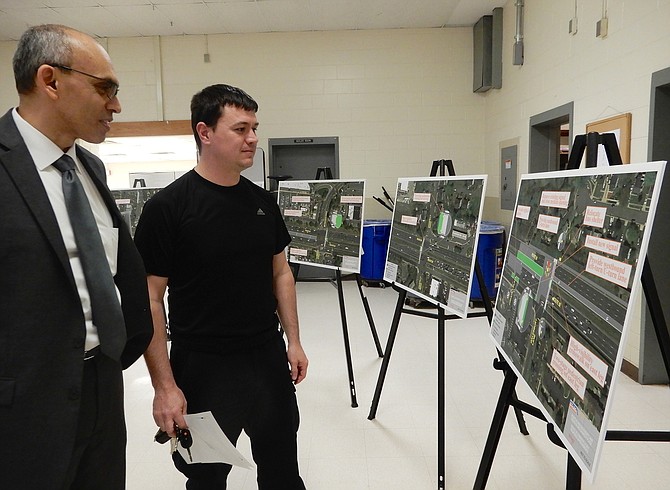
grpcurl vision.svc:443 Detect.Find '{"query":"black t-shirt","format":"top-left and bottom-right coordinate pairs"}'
top-left (134, 170), bottom-right (291, 349)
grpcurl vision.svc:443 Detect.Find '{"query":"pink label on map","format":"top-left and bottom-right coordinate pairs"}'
top-left (540, 191), bottom-right (571, 209)
top-left (537, 214), bottom-right (560, 234)
top-left (585, 252), bottom-right (632, 288)
top-left (550, 350), bottom-right (587, 399)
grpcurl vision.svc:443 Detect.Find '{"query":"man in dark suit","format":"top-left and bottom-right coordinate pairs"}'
top-left (0, 24), bottom-right (153, 489)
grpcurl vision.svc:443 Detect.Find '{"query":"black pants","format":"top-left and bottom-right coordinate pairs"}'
top-left (170, 333), bottom-right (305, 490)
top-left (62, 354), bottom-right (126, 490)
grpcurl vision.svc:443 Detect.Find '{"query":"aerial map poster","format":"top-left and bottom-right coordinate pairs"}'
top-left (277, 179), bottom-right (365, 273)
top-left (489, 161), bottom-right (666, 482)
top-left (383, 175), bottom-right (487, 318)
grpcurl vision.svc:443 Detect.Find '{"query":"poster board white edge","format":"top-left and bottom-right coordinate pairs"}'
top-left (489, 160), bottom-right (667, 483)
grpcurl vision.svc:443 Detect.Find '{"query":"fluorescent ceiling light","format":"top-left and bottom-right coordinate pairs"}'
top-left (99, 135), bottom-right (197, 163)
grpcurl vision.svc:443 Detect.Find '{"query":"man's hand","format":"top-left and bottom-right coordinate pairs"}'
top-left (153, 385), bottom-right (188, 437)
top-left (287, 342), bottom-right (308, 384)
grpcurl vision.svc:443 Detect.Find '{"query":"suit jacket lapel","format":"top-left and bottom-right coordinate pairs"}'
top-left (0, 111), bottom-right (76, 289)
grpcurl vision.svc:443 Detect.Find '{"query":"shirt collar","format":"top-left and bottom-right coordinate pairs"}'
top-left (12, 107), bottom-right (78, 170)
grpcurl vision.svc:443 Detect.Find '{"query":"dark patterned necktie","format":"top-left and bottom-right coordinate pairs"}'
top-left (53, 154), bottom-right (126, 361)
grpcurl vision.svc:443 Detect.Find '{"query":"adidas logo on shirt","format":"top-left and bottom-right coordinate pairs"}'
top-left (257, 208), bottom-right (265, 215)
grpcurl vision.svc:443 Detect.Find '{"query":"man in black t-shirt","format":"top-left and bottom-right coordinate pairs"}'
top-left (134, 84), bottom-right (308, 489)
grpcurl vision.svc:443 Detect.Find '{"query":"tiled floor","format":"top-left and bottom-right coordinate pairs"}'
top-left (125, 280), bottom-right (670, 489)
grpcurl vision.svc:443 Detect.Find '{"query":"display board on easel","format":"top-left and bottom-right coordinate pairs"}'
top-left (277, 179), bottom-right (365, 273)
top-left (383, 175), bottom-right (487, 318)
top-left (489, 161), bottom-right (666, 481)
top-left (278, 178), bottom-right (369, 408)
top-left (111, 187), bottom-right (162, 236)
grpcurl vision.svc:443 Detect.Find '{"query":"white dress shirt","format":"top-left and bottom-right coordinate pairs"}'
top-left (12, 108), bottom-right (120, 352)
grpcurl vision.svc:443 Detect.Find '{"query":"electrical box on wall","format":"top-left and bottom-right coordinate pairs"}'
top-left (500, 144), bottom-right (518, 210)
top-left (596, 17), bottom-right (608, 38)
top-left (473, 15), bottom-right (493, 92)
top-left (473, 10), bottom-right (503, 93)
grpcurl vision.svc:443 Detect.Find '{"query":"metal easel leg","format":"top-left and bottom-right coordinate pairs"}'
top-left (368, 288), bottom-right (407, 419)
top-left (355, 274), bottom-right (384, 357)
top-left (336, 269), bottom-right (358, 408)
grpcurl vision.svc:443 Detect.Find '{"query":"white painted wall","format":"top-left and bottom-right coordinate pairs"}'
top-left (2, 0), bottom-right (670, 367)
top-left (1, 28), bottom-right (483, 214)
top-left (103, 28), bottom-right (484, 209)
top-left (484, 0), bottom-right (670, 202)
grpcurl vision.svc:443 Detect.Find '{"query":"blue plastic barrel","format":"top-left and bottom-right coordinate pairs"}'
top-left (470, 221), bottom-right (505, 302)
top-left (360, 219), bottom-right (391, 281)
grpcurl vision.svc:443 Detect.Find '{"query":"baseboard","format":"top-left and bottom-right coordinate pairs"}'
top-left (621, 358), bottom-right (639, 382)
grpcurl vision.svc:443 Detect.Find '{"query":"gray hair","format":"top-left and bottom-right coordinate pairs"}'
top-left (13, 24), bottom-right (75, 94)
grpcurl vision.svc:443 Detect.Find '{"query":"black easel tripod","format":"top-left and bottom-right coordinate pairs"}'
top-left (366, 159), bottom-right (527, 490)
top-left (473, 132), bottom-right (670, 489)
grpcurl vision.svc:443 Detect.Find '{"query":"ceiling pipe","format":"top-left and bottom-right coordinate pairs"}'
top-left (154, 36), bottom-right (165, 121)
top-left (513, 0), bottom-right (524, 66)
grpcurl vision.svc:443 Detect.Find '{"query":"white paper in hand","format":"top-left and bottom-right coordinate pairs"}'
top-left (176, 411), bottom-right (254, 469)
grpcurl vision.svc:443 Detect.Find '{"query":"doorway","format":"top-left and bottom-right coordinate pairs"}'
top-left (639, 67), bottom-right (670, 384)
top-left (267, 137), bottom-right (339, 192)
top-left (528, 102), bottom-right (574, 173)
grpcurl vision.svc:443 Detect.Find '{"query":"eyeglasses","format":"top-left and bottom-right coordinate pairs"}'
top-left (50, 64), bottom-right (120, 100)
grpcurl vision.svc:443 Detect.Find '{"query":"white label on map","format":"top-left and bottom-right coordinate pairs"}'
top-left (289, 247), bottom-right (307, 257)
top-left (540, 191), bottom-right (571, 209)
top-left (583, 206), bottom-right (607, 228)
top-left (584, 235), bottom-right (621, 257)
top-left (429, 278), bottom-right (440, 297)
top-left (283, 209), bottom-right (303, 217)
top-left (340, 255), bottom-right (359, 271)
top-left (340, 195), bottom-right (363, 204)
top-left (516, 205), bottom-right (531, 220)
top-left (291, 196), bottom-right (311, 203)
top-left (384, 261), bottom-right (398, 282)
top-left (567, 337), bottom-right (608, 387)
top-left (550, 350), bottom-right (587, 399)
top-left (537, 214), bottom-right (560, 234)
top-left (490, 309), bottom-right (506, 343)
top-left (452, 230), bottom-right (467, 241)
top-left (282, 182), bottom-right (310, 190)
top-left (401, 215), bottom-right (418, 226)
top-left (448, 288), bottom-right (467, 313)
top-left (564, 400), bottom-right (598, 472)
top-left (585, 252), bottom-right (632, 288)
top-left (115, 198), bottom-right (131, 205)
top-left (413, 192), bottom-right (431, 203)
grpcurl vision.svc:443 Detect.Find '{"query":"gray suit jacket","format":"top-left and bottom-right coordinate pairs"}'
top-left (0, 109), bottom-right (153, 487)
